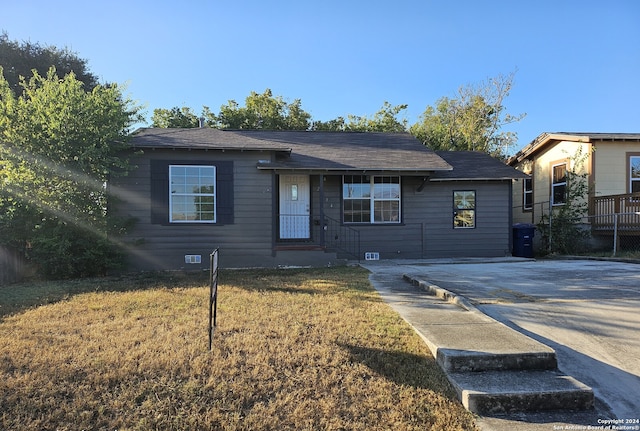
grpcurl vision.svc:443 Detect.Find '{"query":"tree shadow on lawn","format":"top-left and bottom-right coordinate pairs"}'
top-left (0, 270), bottom-right (209, 320)
top-left (0, 266), bottom-right (372, 320)
top-left (338, 342), bottom-right (454, 393)
top-left (219, 266), bottom-right (375, 297)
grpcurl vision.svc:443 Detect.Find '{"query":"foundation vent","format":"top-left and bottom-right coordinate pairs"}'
top-left (185, 255), bottom-right (202, 264)
top-left (364, 252), bottom-right (380, 261)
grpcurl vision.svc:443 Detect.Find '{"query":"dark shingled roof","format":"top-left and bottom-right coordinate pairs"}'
top-left (129, 128), bottom-right (525, 179)
top-left (130, 127), bottom-right (292, 151)
top-left (244, 130), bottom-right (452, 172)
top-left (130, 128), bottom-right (453, 173)
top-left (431, 151), bottom-right (529, 180)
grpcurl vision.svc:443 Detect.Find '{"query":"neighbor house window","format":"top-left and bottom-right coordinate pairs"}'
top-left (630, 156), bottom-right (640, 194)
top-left (453, 190), bottom-right (475, 228)
top-left (169, 165), bottom-right (216, 222)
top-left (523, 178), bottom-right (533, 210)
top-left (343, 175), bottom-right (400, 223)
top-left (551, 163), bottom-right (567, 205)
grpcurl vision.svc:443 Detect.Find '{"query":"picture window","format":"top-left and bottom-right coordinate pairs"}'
top-left (343, 175), bottom-right (400, 223)
top-left (169, 165), bottom-right (216, 223)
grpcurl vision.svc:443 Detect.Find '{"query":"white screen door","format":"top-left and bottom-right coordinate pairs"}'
top-left (279, 175), bottom-right (310, 239)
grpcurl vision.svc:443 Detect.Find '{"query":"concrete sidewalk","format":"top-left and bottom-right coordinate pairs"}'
top-left (362, 260), bottom-right (613, 431)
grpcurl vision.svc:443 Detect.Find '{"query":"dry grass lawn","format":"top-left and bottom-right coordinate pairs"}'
top-left (0, 266), bottom-right (478, 430)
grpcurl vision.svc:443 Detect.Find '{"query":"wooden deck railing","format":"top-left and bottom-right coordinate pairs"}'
top-left (591, 192), bottom-right (640, 232)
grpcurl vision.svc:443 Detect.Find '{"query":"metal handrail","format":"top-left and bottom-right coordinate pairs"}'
top-left (323, 215), bottom-right (361, 261)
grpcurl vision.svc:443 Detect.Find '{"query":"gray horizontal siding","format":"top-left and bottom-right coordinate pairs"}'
top-left (355, 224), bottom-right (423, 259)
top-left (416, 180), bottom-right (512, 258)
top-left (113, 161), bottom-right (514, 270)
top-left (327, 177), bottom-right (513, 260)
top-left (113, 149), bottom-right (275, 270)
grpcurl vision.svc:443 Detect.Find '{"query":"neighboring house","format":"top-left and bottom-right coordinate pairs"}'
top-left (112, 128), bottom-right (527, 270)
top-left (508, 132), bottom-right (640, 240)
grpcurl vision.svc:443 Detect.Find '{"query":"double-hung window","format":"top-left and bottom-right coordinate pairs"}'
top-left (630, 156), bottom-right (640, 194)
top-left (453, 191), bottom-right (475, 228)
top-left (523, 178), bottom-right (533, 210)
top-left (551, 163), bottom-right (567, 206)
top-left (169, 165), bottom-right (216, 223)
top-left (343, 175), bottom-right (400, 223)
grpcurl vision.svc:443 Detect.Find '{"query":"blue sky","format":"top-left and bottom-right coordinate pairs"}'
top-left (2, 0), bottom-right (639, 153)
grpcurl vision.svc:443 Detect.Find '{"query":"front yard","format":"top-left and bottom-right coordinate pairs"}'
top-left (0, 267), bottom-right (478, 430)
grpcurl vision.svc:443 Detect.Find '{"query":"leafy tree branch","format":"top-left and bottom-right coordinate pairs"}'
top-left (0, 66), bottom-right (143, 278)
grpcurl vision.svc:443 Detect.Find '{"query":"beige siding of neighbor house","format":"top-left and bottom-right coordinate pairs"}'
top-left (592, 141), bottom-right (640, 197)
top-left (512, 140), bottom-right (592, 224)
top-left (512, 159), bottom-right (533, 224)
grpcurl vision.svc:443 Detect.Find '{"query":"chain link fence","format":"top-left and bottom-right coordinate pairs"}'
top-left (584, 212), bottom-right (640, 257)
top-left (513, 203), bottom-right (640, 257)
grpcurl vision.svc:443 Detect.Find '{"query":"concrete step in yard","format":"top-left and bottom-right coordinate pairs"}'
top-left (434, 342), bottom-right (557, 373)
top-left (402, 275), bottom-right (595, 415)
top-left (448, 370), bottom-right (594, 415)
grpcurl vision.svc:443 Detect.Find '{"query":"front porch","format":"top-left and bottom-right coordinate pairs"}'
top-left (273, 173), bottom-right (431, 262)
top-left (591, 192), bottom-right (640, 235)
top-left (275, 173), bottom-right (362, 261)
top-left (275, 213), bottom-right (362, 261)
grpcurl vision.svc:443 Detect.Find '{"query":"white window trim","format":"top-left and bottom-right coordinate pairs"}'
top-left (630, 156), bottom-right (640, 194)
top-left (551, 162), bottom-right (567, 206)
top-left (523, 178), bottom-right (533, 210)
top-left (169, 165), bottom-right (217, 223)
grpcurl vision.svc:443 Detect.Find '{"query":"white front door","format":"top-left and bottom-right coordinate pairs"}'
top-left (279, 175), bottom-right (310, 239)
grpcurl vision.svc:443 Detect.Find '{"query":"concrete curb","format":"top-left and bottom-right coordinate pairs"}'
top-left (547, 255), bottom-right (640, 264)
top-left (402, 273), bottom-right (478, 312)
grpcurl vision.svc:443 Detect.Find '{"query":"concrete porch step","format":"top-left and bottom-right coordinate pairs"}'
top-left (273, 249), bottom-right (346, 267)
top-left (448, 369), bottom-right (595, 415)
top-left (273, 244), bottom-right (325, 251)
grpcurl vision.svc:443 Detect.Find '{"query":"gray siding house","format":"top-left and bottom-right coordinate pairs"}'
top-left (113, 128), bottom-right (527, 270)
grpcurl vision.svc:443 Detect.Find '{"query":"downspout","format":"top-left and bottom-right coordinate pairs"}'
top-left (319, 174), bottom-right (325, 248)
top-left (272, 173), bottom-right (278, 257)
top-left (508, 180), bottom-right (514, 256)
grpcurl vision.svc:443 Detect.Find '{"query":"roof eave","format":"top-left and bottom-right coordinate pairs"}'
top-left (508, 133), bottom-right (591, 165)
top-left (132, 144), bottom-right (291, 152)
top-left (429, 176), bottom-right (525, 181)
top-left (256, 165), bottom-right (453, 173)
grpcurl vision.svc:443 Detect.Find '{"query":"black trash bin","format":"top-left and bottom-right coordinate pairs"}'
top-left (512, 223), bottom-right (535, 258)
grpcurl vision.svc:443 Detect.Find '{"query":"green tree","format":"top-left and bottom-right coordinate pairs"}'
top-left (312, 102), bottom-right (408, 132)
top-left (310, 116), bottom-right (347, 131)
top-left (0, 67), bottom-right (142, 278)
top-left (410, 71), bottom-right (525, 158)
top-left (537, 147), bottom-right (592, 255)
top-left (151, 106), bottom-right (201, 128)
top-left (0, 31), bottom-right (98, 94)
top-left (214, 88), bottom-right (311, 130)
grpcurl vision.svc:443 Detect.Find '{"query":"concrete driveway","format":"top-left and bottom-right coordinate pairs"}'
top-left (366, 258), bottom-right (640, 420)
